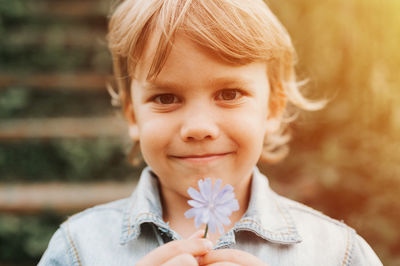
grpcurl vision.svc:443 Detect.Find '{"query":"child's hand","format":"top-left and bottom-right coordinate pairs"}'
top-left (136, 230), bottom-right (213, 266)
top-left (198, 248), bottom-right (268, 266)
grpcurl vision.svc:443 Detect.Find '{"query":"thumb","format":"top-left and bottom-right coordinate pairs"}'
top-left (188, 229), bottom-right (212, 265)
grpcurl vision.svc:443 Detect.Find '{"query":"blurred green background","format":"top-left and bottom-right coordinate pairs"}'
top-left (0, 0), bottom-right (399, 265)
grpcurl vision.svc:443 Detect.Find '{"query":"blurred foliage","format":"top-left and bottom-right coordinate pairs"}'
top-left (0, 139), bottom-right (137, 183)
top-left (0, 212), bottom-right (65, 264)
top-left (0, 88), bottom-right (112, 118)
top-left (263, 0), bottom-right (400, 265)
top-left (0, 0), bottom-right (111, 74)
top-left (0, 0), bottom-right (399, 265)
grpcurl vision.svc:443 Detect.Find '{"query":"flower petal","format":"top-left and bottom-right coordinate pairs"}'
top-left (218, 194), bottom-right (235, 206)
top-left (214, 208), bottom-right (231, 225)
top-left (188, 187), bottom-right (205, 202)
top-left (216, 200), bottom-right (239, 215)
top-left (214, 205), bottom-right (232, 216)
top-left (200, 208), bottom-right (210, 224)
top-left (208, 216), bottom-right (217, 234)
top-left (216, 185), bottom-right (234, 201)
top-left (194, 207), bottom-right (207, 228)
top-left (199, 178), bottom-right (212, 201)
top-left (221, 184), bottom-right (234, 193)
top-left (212, 179), bottom-right (222, 201)
top-left (194, 215), bottom-right (202, 228)
top-left (184, 208), bottom-right (198, 219)
top-left (186, 178), bottom-right (239, 235)
top-left (188, 200), bottom-right (205, 208)
top-left (229, 199), bottom-right (240, 211)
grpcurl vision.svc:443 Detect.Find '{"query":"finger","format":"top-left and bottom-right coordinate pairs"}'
top-left (188, 229), bottom-right (210, 264)
top-left (199, 249), bottom-right (265, 266)
top-left (138, 238), bottom-right (213, 265)
top-left (162, 253), bottom-right (198, 266)
top-left (207, 263), bottom-right (240, 266)
top-left (188, 229), bottom-right (206, 239)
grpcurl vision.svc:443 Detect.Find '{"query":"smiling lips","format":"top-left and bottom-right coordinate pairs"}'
top-left (171, 152), bottom-right (233, 163)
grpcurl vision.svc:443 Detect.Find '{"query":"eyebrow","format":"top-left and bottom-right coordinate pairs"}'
top-left (209, 77), bottom-right (253, 88)
top-left (143, 76), bottom-right (253, 91)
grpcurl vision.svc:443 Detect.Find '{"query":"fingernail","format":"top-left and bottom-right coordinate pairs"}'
top-left (204, 239), bottom-right (213, 249)
top-left (189, 230), bottom-right (204, 239)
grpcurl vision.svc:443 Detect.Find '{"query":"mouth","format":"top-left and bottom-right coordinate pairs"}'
top-left (170, 152), bottom-right (233, 163)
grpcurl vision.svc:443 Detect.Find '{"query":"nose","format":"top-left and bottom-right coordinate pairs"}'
top-left (180, 107), bottom-right (220, 142)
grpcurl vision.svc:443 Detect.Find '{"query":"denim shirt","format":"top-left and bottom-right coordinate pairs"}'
top-left (39, 167), bottom-right (382, 266)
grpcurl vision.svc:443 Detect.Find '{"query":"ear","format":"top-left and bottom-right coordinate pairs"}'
top-left (123, 102), bottom-right (139, 141)
top-left (129, 124), bottom-right (139, 141)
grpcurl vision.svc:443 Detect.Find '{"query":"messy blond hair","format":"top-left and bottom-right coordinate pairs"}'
top-left (107, 0), bottom-right (325, 164)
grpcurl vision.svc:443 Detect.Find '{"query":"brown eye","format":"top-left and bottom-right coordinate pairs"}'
top-left (219, 89), bottom-right (240, 101)
top-left (154, 94), bottom-right (178, 104)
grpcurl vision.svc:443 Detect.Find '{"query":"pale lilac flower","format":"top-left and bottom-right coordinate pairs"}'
top-left (184, 178), bottom-right (239, 234)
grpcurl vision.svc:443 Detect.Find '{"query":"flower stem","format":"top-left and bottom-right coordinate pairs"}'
top-left (203, 224), bottom-right (209, 238)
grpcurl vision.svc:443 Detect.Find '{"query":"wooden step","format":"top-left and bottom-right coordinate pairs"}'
top-left (5, 0), bottom-right (109, 19)
top-left (0, 116), bottom-right (128, 140)
top-left (3, 27), bottom-right (106, 48)
top-left (0, 73), bottom-right (111, 91)
top-left (0, 181), bottom-right (137, 214)
top-left (39, 1), bottom-right (108, 18)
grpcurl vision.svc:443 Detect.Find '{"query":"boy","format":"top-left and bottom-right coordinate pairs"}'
top-left (39, 0), bottom-right (382, 265)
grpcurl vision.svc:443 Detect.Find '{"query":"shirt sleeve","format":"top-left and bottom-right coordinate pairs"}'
top-left (351, 234), bottom-right (383, 266)
top-left (38, 227), bottom-right (75, 266)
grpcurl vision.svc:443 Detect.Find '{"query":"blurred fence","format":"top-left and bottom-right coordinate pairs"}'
top-left (0, 0), bottom-right (142, 263)
top-left (0, 0), bottom-right (399, 265)
top-left (0, 0), bottom-right (137, 205)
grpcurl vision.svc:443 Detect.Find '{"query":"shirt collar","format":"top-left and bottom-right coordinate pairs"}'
top-left (120, 166), bottom-right (302, 245)
top-left (120, 166), bottom-right (174, 245)
top-left (232, 167), bottom-right (302, 244)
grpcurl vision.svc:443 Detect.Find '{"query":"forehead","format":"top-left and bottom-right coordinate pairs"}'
top-left (135, 32), bottom-right (267, 85)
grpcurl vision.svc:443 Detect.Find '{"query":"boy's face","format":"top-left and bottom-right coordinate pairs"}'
top-left (130, 33), bottom-right (279, 199)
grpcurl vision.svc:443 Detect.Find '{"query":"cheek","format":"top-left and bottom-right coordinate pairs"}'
top-left (137, 116), bottom-right (176, 157)
top-left (224, 108), bottom-right (267, 151)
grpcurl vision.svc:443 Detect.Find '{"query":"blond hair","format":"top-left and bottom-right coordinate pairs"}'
top-left (107, 0), bottom-right (325, 164)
